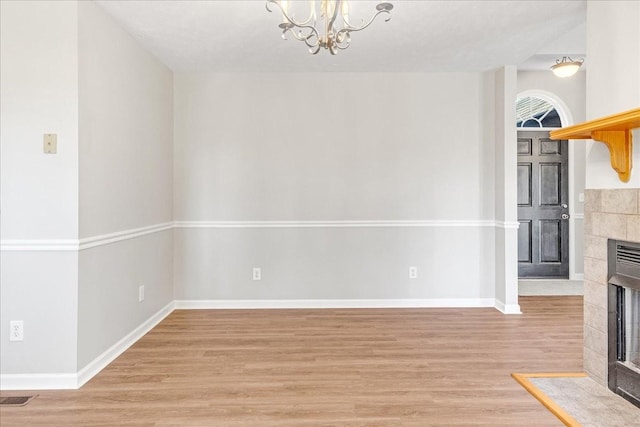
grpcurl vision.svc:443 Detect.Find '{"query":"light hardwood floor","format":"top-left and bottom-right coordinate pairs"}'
top-left (0, 296), bottom-right (583, 426)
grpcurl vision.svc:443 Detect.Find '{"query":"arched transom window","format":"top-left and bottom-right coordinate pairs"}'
top-left (516, 96), bottom-right (561, 128)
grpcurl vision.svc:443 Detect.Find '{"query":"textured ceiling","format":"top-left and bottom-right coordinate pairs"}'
top-left (95, 0), bottom-right (587, 73)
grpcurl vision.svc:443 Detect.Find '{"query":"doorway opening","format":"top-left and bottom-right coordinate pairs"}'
top-left (516, 94), bottom-right (572, 279)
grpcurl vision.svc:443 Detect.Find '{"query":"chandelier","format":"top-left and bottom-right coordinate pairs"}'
top-left (266, 0), bottom-right (393, 55)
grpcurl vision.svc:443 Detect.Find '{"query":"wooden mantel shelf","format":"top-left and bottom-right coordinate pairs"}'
top-left (549, 108), bottom-right (640, 182)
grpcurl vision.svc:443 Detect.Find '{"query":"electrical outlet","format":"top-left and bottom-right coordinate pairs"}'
top-left (253, 268), bottom-right (261, 281)
top-left (138, 285), bottom-right (145, 302)
top-left (409, 266), bottom-right (418, 279)
top-left (10, 321), bottom-right (23, 341)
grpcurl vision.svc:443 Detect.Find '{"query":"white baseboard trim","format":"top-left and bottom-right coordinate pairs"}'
top-left (0, 373), bottom-right (78, 391)
top-left (1, 297), bottom-right (521, 390)
top-left (77, 301), bottom-right (175, 388)
top-left (0, 301), bottom-right (175, 391)
top-left (174, 298), bottom-right (497, 309)
top-left (494, 300), bottom-right (522, 314)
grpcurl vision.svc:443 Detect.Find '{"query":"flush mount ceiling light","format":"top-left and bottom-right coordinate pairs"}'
top-left (266, 0), bottom-right (393, 55)
top-left (550, 56), bottom-right (584, 78)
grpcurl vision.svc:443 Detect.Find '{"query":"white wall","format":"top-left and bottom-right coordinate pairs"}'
top-left (1, 0), bottom-right (175, 385)
top-left (585, 1), bottom-right (640, 189)
top-left (0, 1), bottom-right (79, 378)
top-left (0, 1), bottom-right (79, 241)
top-left (77, 1), bottom-right (174, 370)
top-left (174, 73), bottom-right (497, 303)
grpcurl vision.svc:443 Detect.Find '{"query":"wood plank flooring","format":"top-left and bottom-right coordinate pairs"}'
top-left (0, 296), bottom-right (583, 426)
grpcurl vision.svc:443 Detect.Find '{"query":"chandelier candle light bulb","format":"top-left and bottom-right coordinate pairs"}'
top-left (266, 0), bottom-right (393, 55)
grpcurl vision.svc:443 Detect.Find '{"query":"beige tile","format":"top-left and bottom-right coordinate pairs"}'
top-left (601, 189), bottom-right (637, 214)
top-left (584, 212), bottom-right (594, 236)
top-left (584, 324), bottom-right (608, 358)
top-left (626, 215), bottom-right (640, 243)
top-left (591, 212), bottom-right (627, 240)
top-left (584, 346), bottom-right (607, 386)
top-left (584, 257), bottom-right (608, 285)
top-left (583, 279), bottom-right (607, 308)
top-left (584, 301), bottom-right (607, 333)
top-left (583, 235), bottom-right (608, 261)
top-left (585, 189), bottom-right (602, 213)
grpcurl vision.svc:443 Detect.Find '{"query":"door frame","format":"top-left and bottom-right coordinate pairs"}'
top-left (515, 90), bottom-right (581, 281)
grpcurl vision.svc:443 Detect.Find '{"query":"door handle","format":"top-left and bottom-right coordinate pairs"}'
top-left (561, 204), bottom-right (568, 209)
top-left (561, 213), bottom-right (570, 220)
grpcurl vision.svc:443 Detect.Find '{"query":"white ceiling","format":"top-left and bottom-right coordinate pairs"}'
top-left (95, 0), bottom-right (587, 73)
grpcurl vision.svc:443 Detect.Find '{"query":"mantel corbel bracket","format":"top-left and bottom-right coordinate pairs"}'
top-left (591, 130), bottom-right (632, 183)
top-left (549, 108), bottom-right (640, 183)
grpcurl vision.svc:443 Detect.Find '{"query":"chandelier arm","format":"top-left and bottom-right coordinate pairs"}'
top-left (281, 26), bottom-right (321, 51)
top-left (340, 9), bottom-right (391, 33)
top-left (333, 31), bottom-right (351, 50)
top-left (266, 0), bottom-right (315, 28)
top-left (281, 25), bottom-right (320, 44)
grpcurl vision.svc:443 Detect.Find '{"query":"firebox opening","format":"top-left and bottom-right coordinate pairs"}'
top-left (607, 239), bottom-right (640, 408)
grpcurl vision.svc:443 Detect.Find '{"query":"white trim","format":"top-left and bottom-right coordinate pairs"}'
top-left (495, 221), bottom-right (520, 229)
top-left (76, 301), bottom-right (175, 388)
top-left (78, 222), bottom-right (173, 250)
top-left (494, 300), bottom-right (522, 314)
top-left (174, 298), bottom-right (497, 309)
top-left (173, 220), bottom-right (499, 229)
top-left (1, 297), bottom-right (524, 390)
top-left (0, 239), bottom-right (79, 252)
top-left (573, 213), bottom-right (585, 220)
top-left (0, 222), bottom-right (172, 252)
top-left (0, 373), bottom-right (78, 391)
top-left (1, 220), bottom-right (518, 252)
top-left (0, 302), bottom-right (175, 391)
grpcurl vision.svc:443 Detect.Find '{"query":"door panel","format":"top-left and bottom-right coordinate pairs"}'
top-left (517, 164), bottom-right (532, 206)
top-left (540, 220), bottom-right (561, 263)
top-left (517, 131), bottom-right (569, 278)
top-left (518, 220), bottom-right (532, 263)
top-left (540, 163), bottom-right (560, 205)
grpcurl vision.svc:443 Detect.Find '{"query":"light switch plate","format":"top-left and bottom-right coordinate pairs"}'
top-left (44, 134), bottom-right (57, 154)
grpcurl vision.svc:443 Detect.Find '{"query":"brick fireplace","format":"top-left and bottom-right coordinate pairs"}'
top-left (584, 189), bottom-right (640, 390)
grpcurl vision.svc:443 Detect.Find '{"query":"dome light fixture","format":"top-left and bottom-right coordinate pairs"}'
top-left (551, 56), bottom-right (584, 78)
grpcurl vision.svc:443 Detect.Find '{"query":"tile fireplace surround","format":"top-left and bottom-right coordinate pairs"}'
top-left (584, 188), bottom-right (640, 386)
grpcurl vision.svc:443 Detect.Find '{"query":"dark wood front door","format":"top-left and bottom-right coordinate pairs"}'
top-left (517, 131), bottom-right (569, 278)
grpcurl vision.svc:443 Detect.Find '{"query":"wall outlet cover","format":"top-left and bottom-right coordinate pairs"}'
top-left (10, 320), bottom-right (24, 341)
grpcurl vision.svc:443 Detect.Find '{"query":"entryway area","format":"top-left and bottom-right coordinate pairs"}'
top-left (515, 92), bottom-right (585, 296)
